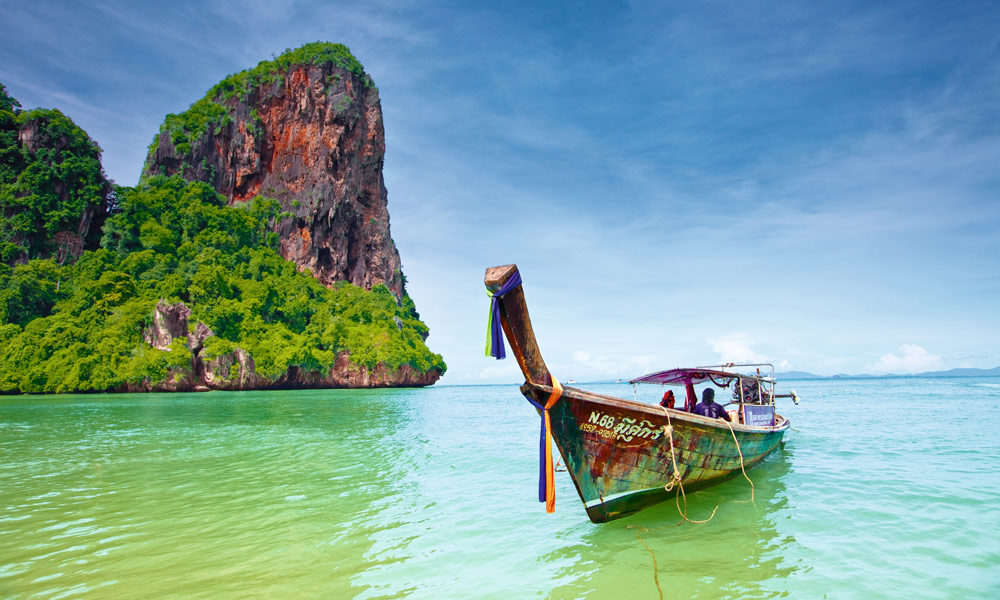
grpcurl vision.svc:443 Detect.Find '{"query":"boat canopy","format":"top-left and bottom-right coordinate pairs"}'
top-left (629, 368), bottom-right (741, 386)
top-left (630, 363), bottom-right (775, 386)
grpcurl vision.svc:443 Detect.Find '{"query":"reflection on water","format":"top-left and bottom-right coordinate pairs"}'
top-left (2, 378), bottom-right (999, 599)
top-left (547, 446), bottom-right (798, 599)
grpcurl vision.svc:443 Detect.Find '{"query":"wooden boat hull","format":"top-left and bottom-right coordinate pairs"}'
top-left (522, 382), bottom-right (789, 523)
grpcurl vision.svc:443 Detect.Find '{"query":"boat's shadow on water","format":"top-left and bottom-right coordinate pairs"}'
top-left (545, 445), bottom-right (802, 599)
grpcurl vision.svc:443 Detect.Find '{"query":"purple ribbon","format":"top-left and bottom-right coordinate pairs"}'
top-left (526, 397), bottom-right (548, 503)
top-left (488, 270), bottom-right (522, 360)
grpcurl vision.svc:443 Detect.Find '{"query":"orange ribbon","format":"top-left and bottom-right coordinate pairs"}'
top-left (542, 375), bottom-right (563, 513)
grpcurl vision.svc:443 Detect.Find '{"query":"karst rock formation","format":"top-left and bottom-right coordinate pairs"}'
top-left (136, 44), bottom-right (442, 389)
top-left (144, 44), bottom-right (405, 298)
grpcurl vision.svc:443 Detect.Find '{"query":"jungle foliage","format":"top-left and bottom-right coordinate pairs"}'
top-left (210, 41), bottom-right (371, 101)
top-left (0, 176), bottom-right (445, 394)
top-left (1, 83), bottom-right (110, 264)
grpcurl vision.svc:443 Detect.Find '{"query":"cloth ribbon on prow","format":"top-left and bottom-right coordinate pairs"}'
top-left (485, 269), bottom-right (522, 359)
top-left (484, 269), bottom-right (562, 513)
top-left (525, 375), bottom-right (563, 513)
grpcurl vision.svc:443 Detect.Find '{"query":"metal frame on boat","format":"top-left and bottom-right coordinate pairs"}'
top-left (485, 263), bottom-right (796, 523)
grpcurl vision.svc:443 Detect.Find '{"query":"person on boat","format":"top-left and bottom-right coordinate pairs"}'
top-left (660, 389), bottom-right (676, 409)
top-left (694, 388), bottom-right (730, 421)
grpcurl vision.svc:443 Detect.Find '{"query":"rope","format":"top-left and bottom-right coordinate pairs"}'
top-left (707, 374), bottom-right (733, 388)
top-left (659, 407), bottom-right (719, 524)
top-left (636, 530), bottom-right (664, 600)
top-left (630, 412), bottom-right (756, 597)
top-left (723, 417), bottom-right (755, 506)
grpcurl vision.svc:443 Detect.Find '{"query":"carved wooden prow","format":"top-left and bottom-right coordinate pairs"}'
top-left (484, 264), bottom-right (553, 387)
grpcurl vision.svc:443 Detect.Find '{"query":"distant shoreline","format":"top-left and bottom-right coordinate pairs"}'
top-left (775, 366), bottom-right (1000, 380)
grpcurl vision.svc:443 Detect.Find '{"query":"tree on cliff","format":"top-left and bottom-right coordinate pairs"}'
top-left (0, 84), bottom-right (111, 265)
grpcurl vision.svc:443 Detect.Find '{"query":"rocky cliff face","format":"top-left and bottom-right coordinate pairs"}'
top-left (143, 45), bottom-right (404, 297)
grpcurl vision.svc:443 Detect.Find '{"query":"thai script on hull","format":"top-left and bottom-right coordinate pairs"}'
top-left (583, 411), bottom-right (662, 443)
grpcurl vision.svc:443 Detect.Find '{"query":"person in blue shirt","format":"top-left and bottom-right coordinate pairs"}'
top-left (693, 388), bottom-right (730, 421)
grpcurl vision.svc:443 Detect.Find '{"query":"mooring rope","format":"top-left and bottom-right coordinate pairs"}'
top-left (632, 409), bottom-right (755, 599)
top-left (636, 530), bottom-right (664, 600)
top-left (722, 417), bottom-right (756, 506)
top-left (659, 407), bottom-right (719, 524)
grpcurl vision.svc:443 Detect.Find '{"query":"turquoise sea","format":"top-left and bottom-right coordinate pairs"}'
top-left (2, 377), bottom-right (999, 599)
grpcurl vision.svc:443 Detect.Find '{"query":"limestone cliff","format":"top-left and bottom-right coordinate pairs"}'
top-left (131, 44), bottom-right (443, 389)
top-left (143, 43), bottom-right (404, 297)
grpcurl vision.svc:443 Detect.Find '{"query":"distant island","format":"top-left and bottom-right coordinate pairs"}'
top-left (777, 366), bottom-right (1000, 379)
top-left (0, 43), bottom-right (446, 394)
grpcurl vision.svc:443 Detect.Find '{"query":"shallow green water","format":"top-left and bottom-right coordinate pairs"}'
top-left (2, 378), bottom-right (999, 598)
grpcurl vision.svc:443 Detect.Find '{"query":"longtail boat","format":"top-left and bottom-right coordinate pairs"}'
top-left (485, 263), bottom-right (798, 523)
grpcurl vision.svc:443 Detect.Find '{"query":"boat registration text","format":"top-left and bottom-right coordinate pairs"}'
top-left (580, 410), bottom-right (663, 443)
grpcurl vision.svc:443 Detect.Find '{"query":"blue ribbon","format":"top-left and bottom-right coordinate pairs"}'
top-left (486, 270), bottom-right (522, 360)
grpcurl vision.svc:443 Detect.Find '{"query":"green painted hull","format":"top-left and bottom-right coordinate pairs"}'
top-left (522, 383), bottom-right (789, 523)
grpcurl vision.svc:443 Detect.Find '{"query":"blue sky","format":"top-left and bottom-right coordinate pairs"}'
top-left (3, 0), bottom-right (998, 383)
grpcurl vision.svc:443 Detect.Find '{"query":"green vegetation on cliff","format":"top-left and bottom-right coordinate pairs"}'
top-left (148, 42), bottom-right (370, 174)
top-left (1, 84), bottom-right (110, 264)
top-left (211, 41), bottom-right (370, 101)
top-left (0, 175), bottom-right (445, 393)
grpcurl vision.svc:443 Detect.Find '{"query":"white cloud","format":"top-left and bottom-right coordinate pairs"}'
top-left (706, 334), bottom-right (790, 369)
top-left (570, 351), bottom-right (659, 380)
top-left (571, 351), bottom-right (614, 372)
top-left (867, 344), bottom-right (943, 374)
top-left (476, 362), bottom-right (521, 381)
top-left (708, 334), bottom-right (767, 364)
